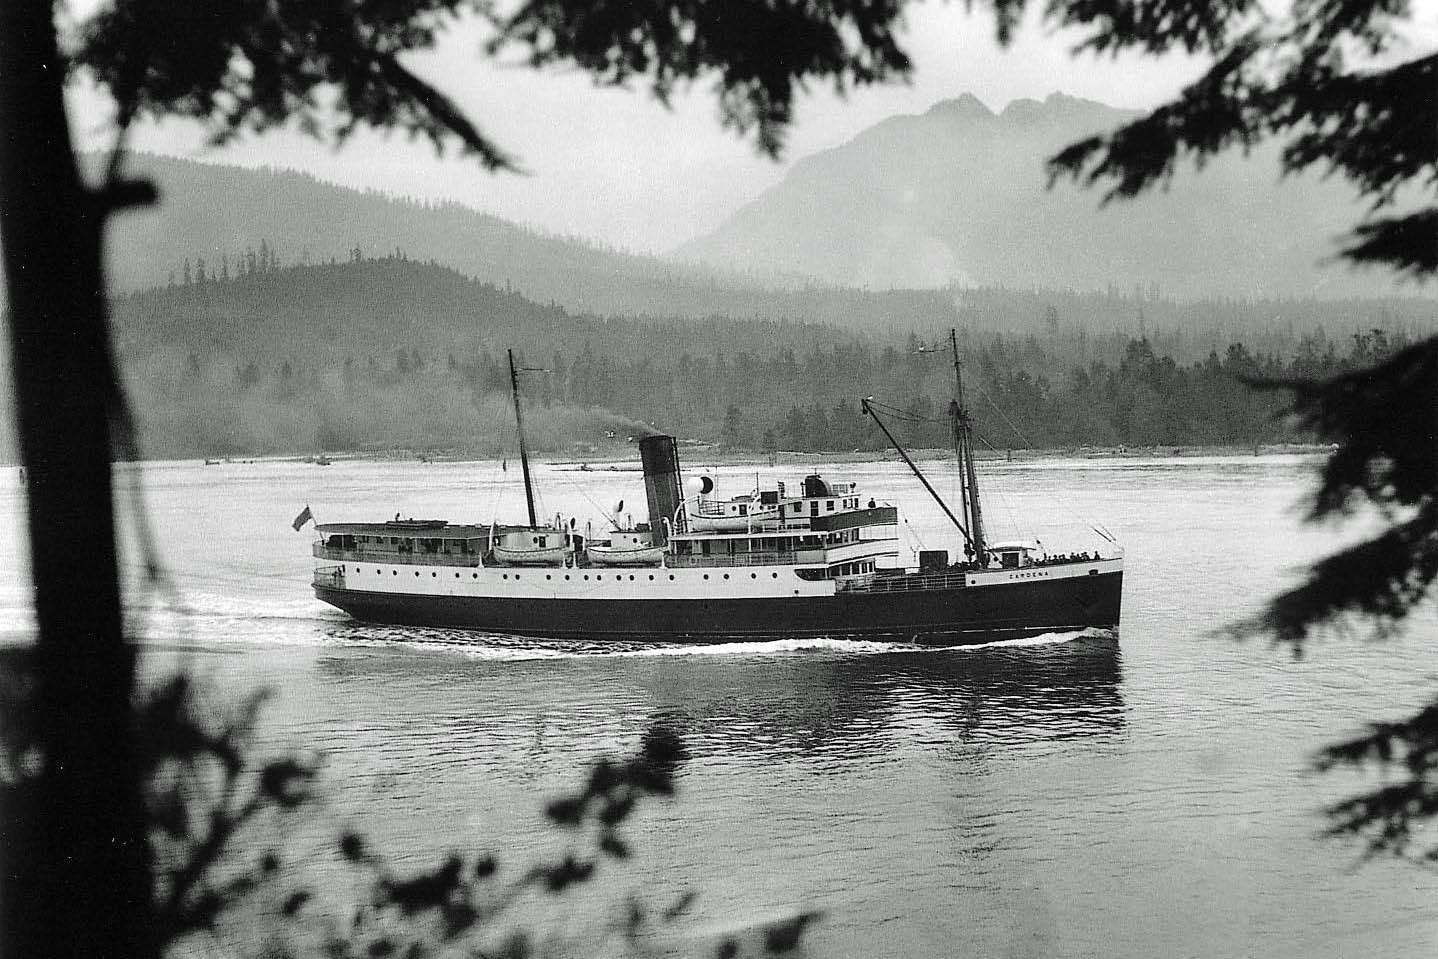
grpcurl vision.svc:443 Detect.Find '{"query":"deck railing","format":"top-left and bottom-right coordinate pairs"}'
top-left (837, 571), bottom-right (969, 593)
top-left (314, 544), bottom-right (483, 568)
top-left (312, 565), bottom-right (345, 588)
top-left (666, 550), bottom-right (824, 568)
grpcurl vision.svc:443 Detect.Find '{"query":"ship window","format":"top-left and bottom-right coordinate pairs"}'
top-left (431, 572), bottom-right (436, 577)
top-left (826, 500), bottom-right (834, 511)
top-left (583, 575), bottom-right (589, 581)
top-left (751, 573), bottom-right (757, 579)
top-left (703, 574), bottom-right (709, 580)
top-left (629, 575), bottom-right (635, 581)
top-left (738, 504), bottom-right (747, 516)
top-left (502, 574), bottom-right (508, 579)
top-left (669, 575), bottom-right (675, 581)
top-left (772, 573), bottom-right (778, 578)
top-left (455, 573), bottom-right (459, 578)
top-left (648, 575), bottom-right (654, 581)
top-left (723, 574), bottom-right (729, 580)
top-left (546, 574), bottom-right (551, 580)
top-left (472, 573), bottom-right (478, 578)
top-left (515, 574), bottom-right (521, 580)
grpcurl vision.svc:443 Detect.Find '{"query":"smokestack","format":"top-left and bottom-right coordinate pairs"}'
top-left (639, 435), bottom-right (682, 547)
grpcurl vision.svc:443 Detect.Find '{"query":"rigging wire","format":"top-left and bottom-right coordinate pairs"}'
top-left (550, 467), bottom-right (622, 529)
top-left (975, 432), bottom-right (1025, 542)
top-left (971, 379), bottom-right (1037, 450)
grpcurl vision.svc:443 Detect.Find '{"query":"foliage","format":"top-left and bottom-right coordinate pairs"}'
top-left (6, 660), bottom-right (810, 958)
top-left (74, 0), bottom-right (912, 164)
top-left (32, 0), bottom-right (1438, 924)
top-left (984, 0), bottom-right (1438, 864)
top-left (1036, 0), bottom-right (1434, 280)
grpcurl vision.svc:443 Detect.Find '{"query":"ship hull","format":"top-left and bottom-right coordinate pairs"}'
top-left (315, 569), bottom-right (1122, 645)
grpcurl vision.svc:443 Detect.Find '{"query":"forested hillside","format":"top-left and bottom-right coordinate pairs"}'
top-left (95, 257), bottom-right (1427, 459)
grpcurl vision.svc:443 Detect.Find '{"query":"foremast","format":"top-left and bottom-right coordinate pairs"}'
top-left (948, 328), bottom-right (985, 561)
top-left (507, 349), bottom-right (538, 528)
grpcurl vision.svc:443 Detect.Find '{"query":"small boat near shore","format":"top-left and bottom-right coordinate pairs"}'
top-left (305, 333), bottom-right (1123, 645)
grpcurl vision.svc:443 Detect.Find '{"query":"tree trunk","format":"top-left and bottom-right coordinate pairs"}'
top-left (0, 3), bottom-right (155, 957)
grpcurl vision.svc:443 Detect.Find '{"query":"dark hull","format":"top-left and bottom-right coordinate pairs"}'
top-left (315, 570), bottom-right (1122, 646)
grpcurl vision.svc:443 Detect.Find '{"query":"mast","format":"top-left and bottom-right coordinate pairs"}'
top-left (948, 328), bottom-right (985, 559)
top-left (508, 349), bottom-right (538, 528)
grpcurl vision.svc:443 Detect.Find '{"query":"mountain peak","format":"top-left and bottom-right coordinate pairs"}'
top-left (925, 93), bottom-right (994, 121)
top-left (1000, 91), bottom-right (1127, 124)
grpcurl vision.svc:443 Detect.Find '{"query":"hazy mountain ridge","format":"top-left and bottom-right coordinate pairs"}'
top-left (676, 92), bottom-right (1416, 299)
top-left (96, 153), bottom-right (994, 329)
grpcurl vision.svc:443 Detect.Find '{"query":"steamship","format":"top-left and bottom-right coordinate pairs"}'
top-left (306, 336), bottom-right (1123, 645)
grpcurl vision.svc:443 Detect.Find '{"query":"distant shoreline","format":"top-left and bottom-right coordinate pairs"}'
top-left (50, 441), bottom-right (1334, 471)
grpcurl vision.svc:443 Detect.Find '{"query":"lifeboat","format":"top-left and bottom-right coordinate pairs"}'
top-left (584, 525), bottom-right (664, 566)
top-left (491, 526), bottom-right (569, 565)
top-left (685, 496), bottom-right (778, 531)
top-left (586, 542), bottom-right (665, 566)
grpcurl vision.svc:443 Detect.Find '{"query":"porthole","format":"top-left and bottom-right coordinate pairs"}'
top-left (596, 575), bottom-right (602, 581)
top-left (502, 574), bottom-right (508, 580)
top-left (629, 575), bottom-right (635, 581)
top-left (546, 574), bottom-right (552, 580)
top-left (565, 574), bottom-right (570, 580)
top-left (703, 574), bottom-right (709, 580)
top-left (454, 573), bottom-right (459, 578)
top-left (472, 573), bottom-right (478, 579)
top-left (751, 573), bottom-right (757, 579)
top-left (583, 575), bottom-right (589, 581)
top-left (772, 573), bottom-right (778, 579)
top-left (375, 570), bottom-right (380, 575)
top-left (392, 570), bottom-right (397, 576)
top-left (515, 574), bottom-right (521, 581)
top-left (431, 572), bottom-right (437, 577)
top-left (669, 574), bottom-right (675, 581)
top-left (648, 575), bottom-right (655, 581)
top-left (723, 574), bottom-right (729, 580)
top-left (414, 571), bottom-right (419, 577)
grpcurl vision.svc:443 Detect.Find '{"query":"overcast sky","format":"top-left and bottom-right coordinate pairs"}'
top-left (69, 5), bottom-right (1219, 253)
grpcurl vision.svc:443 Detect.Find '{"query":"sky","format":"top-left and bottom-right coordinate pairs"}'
top-left (67, 4), bottom-right (1220, 254)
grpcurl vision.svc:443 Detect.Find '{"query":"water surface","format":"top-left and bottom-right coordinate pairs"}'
top-left (2, 454), bottom-right (1435, 957)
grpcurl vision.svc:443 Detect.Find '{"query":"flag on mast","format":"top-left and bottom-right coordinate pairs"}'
top-left (291, 504), bottom-right (314, 531)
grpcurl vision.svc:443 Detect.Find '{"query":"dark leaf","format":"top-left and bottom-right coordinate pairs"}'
top-left (663, 889), bottom-right (698, 921)
top-left (599, 833), bottom-right (630, 860)
top-left (340, 831), bottom-right (367, 861)
top-left (260, 758), bottom-right (317, 808)
top-left (282, 890), bottom-right (311, 917)
top-left (763, 910), bottom-right (822, 953)
top-left (1343, 210), bottom-right (1438, 277)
